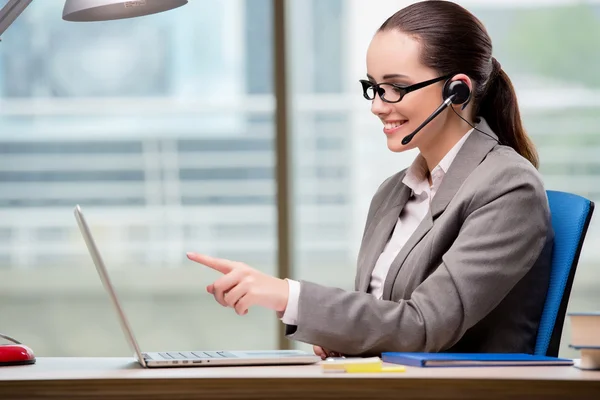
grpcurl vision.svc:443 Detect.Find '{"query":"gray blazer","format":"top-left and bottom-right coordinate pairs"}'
top-left (285, 118), bottom-right (553, 356)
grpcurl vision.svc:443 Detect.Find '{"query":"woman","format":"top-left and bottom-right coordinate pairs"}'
top-left (187, 1), bottom-right (553, 358)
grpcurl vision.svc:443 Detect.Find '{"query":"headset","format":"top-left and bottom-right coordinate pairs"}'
top-left (401, 76), bottom-right (499, 145)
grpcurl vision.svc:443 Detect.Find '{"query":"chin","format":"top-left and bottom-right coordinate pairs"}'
top-left (382, 121), bottom-right (415, 152)
top-left (386, 136), bottom-right (413, 153)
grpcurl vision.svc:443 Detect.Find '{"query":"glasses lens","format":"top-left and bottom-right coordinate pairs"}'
top-left (361, 81), bottom-right (376, 100)
top-left (360, 81), bottom-right (405, 102)
top-left (379, 83), bottom-right (403, 102)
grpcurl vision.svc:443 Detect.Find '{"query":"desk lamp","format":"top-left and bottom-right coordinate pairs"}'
top-left (0, 0), bottom-right (188, 367)
top-left (0, 0), bottom-right (188, 38)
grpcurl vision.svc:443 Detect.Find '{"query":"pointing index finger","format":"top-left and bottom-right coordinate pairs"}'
top-left (187, 252), bottom-right (235, 274)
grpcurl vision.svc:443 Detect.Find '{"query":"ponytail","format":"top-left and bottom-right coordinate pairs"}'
top-left (379, 1), bottom-right (540, 169)
top-left (477, 59), bottom-right (539, 169)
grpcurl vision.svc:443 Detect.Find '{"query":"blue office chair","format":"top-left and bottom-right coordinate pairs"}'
top-left (534, 190), bottom-right (594, 356)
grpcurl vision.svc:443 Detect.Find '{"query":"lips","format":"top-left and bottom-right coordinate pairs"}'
top-left (383, 120), bottom-right (408, 135)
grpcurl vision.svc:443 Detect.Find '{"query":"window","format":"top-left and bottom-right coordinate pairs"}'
top-left (0, 0), bottom-right (278, 356)
top-left (1, 0), bottom-right (596, 358)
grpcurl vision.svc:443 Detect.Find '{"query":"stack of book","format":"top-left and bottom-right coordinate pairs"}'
top-left (569, 312), bottom-right (600, 370)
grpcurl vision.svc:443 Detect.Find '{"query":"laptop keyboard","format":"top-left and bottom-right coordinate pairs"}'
top-left (158, 351), bottom-right (236, 360)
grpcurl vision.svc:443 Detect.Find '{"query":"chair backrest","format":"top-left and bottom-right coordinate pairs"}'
top-left (534, 190), bottom-right (594, 356)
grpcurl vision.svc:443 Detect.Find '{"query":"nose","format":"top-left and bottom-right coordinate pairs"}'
top-left (370, 95), bottom-right (391, 117)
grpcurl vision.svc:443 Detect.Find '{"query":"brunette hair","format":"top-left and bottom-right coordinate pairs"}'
top-left (379, 0), bottom-right (538, 168)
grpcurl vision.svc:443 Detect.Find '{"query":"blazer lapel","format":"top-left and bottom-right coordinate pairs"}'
top-left (357, 182), bottom-right (411, 293)
top-left (381, 118), bottom-right (499, 300)
top-left (381, 210), bottom-right (433, 299)
top-left (430, 119), bottom-right (498, 219)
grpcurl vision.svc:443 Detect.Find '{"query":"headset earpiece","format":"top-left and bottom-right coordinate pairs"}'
top-left (443, 78), bottom-right (471, 107)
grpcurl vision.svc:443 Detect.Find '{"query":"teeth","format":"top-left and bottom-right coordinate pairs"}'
top-left (384, 121), bottom-right (406, 130)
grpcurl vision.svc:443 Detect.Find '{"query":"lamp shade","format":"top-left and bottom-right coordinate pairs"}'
top-left (62, 0), bottom-right (188, 22)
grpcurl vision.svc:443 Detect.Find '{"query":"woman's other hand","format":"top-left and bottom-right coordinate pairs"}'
top-left (313, 345), bottom-right (343, 360)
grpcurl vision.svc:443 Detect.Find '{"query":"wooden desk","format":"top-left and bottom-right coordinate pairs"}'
top-left (1, 357), bottom-right (599, 400)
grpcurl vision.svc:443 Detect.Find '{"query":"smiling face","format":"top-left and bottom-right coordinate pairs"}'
top-left (366, 30), bottom-right (451, 153)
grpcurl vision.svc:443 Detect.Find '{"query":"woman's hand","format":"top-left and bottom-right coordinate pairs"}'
top-left (187, 252), bottom-right (289, 316)
top-left (313, 345), bottom-right (343, 360)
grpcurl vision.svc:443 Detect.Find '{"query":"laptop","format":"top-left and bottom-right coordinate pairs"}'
top-left (73, 205), bottom-right (320, 368)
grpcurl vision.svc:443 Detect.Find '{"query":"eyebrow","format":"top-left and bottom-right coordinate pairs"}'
top-left (366, 73), bottom-right (411, 81)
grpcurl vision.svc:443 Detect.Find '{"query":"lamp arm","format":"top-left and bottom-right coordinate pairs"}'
top-left (0, 0), bottom-right (33, 40)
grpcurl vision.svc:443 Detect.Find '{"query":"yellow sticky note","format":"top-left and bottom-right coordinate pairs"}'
top-left (321, 357), bottom-right (406, 373)
top-left (321, 357), bottom-right (381, 372)
top-left (345, 363), bottom-right (406, 373)
top-left (344, 362), bottom-right (384, 373)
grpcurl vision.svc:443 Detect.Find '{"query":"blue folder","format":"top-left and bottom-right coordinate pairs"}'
top-left (381, 352), bottom-right (574, 368)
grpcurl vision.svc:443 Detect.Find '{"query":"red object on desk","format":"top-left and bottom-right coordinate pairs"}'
top-left (0, 333), bottom-right (36, 366)
top-left (0, 344), bottom-right (35, 366)
top-left (0, 345), bottom-right (36, 366)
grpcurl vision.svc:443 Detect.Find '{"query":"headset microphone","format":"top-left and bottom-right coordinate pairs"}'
top-left (401, 96), bottom-right (455, 145)
top-left (401, 79), bottom-right (471, 146)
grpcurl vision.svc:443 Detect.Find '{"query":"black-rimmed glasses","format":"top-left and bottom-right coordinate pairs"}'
top-left (359, 74), bottom-right (452, 103)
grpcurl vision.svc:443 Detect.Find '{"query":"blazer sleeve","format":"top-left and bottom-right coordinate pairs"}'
top-left (285, 164), bottom-right (551, 356)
